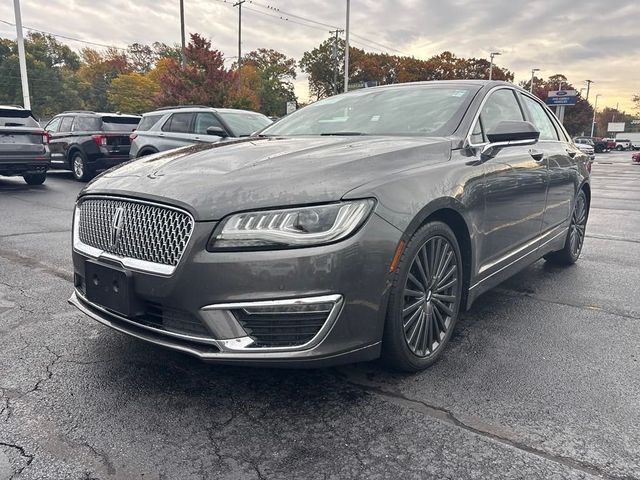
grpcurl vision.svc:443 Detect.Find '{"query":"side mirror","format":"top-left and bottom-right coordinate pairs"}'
top-left (481, 121), bottom-right (540, 159)
top-left (206, 126), bottom-right (228, 138)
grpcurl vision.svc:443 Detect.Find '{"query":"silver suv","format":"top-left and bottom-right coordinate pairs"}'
top-left (129, 106), bottom-right (272, 158)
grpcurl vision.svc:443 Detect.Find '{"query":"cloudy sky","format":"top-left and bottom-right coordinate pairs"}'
top-left (1, 0), bottom-right (638, 112)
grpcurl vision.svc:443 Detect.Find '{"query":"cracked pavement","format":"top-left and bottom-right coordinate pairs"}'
top-left (1, 155), bottom-right (639, 479)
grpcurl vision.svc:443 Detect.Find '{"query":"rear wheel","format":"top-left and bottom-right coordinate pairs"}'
top-left (71, 151), bottom-right (93, 182)
top-left (23, 172), bottom-right (46, 185)
top-left (545, 190), bottom-right (588, 265)
top-left (382, 221), bottom-right (463, 372)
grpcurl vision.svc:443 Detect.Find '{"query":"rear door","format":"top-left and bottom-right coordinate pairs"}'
top-left (49, 115), bottom-right (74, 165)
top-left (159, 113), bottom-right (197, 150)
top-left (519, 93), bottom-right (577, 233)
top-left (471, 88), bottom-right (549, 274)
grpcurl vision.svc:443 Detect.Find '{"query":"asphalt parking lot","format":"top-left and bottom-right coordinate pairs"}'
top-left (0, 151), bottom-right (639, 480)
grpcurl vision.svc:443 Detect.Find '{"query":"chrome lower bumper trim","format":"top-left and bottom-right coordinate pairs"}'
top-left (69, 290), bottom-right (345, 357)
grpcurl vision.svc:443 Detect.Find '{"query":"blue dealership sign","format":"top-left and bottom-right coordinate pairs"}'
top-left (546, 90), bottom-right (578, 106)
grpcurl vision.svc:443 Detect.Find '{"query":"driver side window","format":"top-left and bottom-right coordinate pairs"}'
top-left (472, 89), bottom-right (524, 144)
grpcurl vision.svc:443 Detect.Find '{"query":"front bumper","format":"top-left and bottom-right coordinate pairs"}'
top-left (69, 212), bottom-right (401, 367)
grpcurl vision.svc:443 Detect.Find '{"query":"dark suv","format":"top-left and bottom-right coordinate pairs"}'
top-left (45, 111), bottom-right (140, 181)
top-left (0, 106), bottom-right (50, 185)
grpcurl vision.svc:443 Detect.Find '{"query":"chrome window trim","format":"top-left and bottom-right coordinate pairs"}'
top-left (73, 195), bottom-right (195, 277)
top-left (466, 85), bottom-right (523, 149)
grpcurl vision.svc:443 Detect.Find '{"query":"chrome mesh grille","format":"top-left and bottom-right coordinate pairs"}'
top-left (78, 197), bottom-right (194, 267)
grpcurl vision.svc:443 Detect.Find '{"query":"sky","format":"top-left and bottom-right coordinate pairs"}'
top-left (1, 0), bottom-right (638, 113)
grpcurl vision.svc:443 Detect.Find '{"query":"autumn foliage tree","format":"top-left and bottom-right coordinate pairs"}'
top-left (154, 33), bottom-right (234, 107)
top-left (300, 36), bottom-right (514, 100)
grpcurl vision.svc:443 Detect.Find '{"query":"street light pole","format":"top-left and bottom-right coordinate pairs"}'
top-left (179, 0), bottom-right (186, 67)
top-left (488, 52), bottom-right (500, 80)
top-left (343, 0), bottom-right (350, 93)
top-left (530, 68), bottom-right (540, 93)
top-left (13, 0), bottom-right (30, 109)
top-left (234, 0), bottom-right (245, 87)
top-left (584, 79), bottom-right (593, 101)
top-left (590, 94), bottom-right (601, 137)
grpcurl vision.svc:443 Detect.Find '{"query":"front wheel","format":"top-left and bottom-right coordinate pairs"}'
top-left (23, 172), bottom-right (46, 185)
top-left (382, 221), bottom-right (463, 372)
top-left (545, 190), bottom-right (588, 265)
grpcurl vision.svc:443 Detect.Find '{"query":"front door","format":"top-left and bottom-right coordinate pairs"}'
top-left (470, 88), bottom-right (549, 273)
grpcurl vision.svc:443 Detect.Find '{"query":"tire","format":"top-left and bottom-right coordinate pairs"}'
top-left (23, 172), bottom-right (46, 185)
top-left (382, 221), bottom-right (464, 372)
top-left (71, 150), bottom-right (93, 182)
top-left (616, 145), bottom-right (623, 151)
top-left (137, 149), bottom-right (157, 158)
top-left (544, 190), bottom-right (588, 266)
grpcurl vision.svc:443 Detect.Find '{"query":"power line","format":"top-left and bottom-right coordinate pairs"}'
top-left (246, 1), bottom-right (408, 55)
top-left (0, 19), bottom-right (127, 51)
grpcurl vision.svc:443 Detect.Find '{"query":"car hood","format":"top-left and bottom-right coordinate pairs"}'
top-left (82, 136), bottom-right (451, 221)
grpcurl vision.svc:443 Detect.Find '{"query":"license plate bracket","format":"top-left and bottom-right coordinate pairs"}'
top-left (85, 260), bottom-right (133, 317)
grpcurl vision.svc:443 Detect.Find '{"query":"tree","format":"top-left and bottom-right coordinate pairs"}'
top-left (633, 94), bottom-right (640, 112)
top-left (299, 36), bottom-right (345, 99)
top-left (519, 74), bottom-right (593, 136)
top-left (0, 33), bottom-right (82, 118)
top-left (76, 47), bottom-right (131, 111)
top-left (154, 33), bottom-right (233, 107)
top-left (300, 36), bottom-right (513, 100)
top-left (243, 48), bottom-right (297, 116)
top-left (107, 72), bottom-right (160, 113)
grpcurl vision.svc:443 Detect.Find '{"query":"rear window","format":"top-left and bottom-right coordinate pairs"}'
top-left (0, 108), bottom-right (39, 127)
top-left (219, 112), bottom-right (272, 137)
top-left (101, 116), bottom-right (140, 132)
top-left (136, 114), bottom-right (163, 132)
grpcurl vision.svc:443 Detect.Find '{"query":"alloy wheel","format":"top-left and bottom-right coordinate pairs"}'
top-left (402, 236), bottom-right (459, 357)
top-left (569, 193), bottom-right (587, 257)
top-left (73, 155), bottom-right (84, 179)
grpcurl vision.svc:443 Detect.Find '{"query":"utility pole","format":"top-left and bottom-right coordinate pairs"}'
top-left (13, 0), bottom-right (30, 109)
top-left (179, 0), bottom-right (186, 67)
top-left (343, 0), bottom-right (350, 93)
top-left (234, 0), bottom-right (245, 86)
top-left (584, 79), bottom-right (593, 101)
top-left (590, 94), bottom-right (601, 137)
top-left (488, 52), bottom-right (500, 80)
top-left (530, 68), bottom-right (540, 93)
top-left (329, 29), bottom-right (343, 95)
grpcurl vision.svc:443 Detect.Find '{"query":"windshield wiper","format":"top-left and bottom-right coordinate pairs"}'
top-left (320, 131), bottom-right (366, 136)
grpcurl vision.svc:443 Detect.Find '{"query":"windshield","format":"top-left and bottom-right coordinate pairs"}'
top-left (261, 85), bottom-right (476, 137)
top-left (102, 116), bottom-right (140, 132)
top-left (218, 111), bottom-right (272, 137)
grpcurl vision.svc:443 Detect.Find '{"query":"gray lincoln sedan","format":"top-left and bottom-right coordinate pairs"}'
top-left (69, 80), bottom-right (590, 371)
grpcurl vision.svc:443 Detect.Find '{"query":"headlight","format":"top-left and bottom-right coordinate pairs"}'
top-left (208, 199), bottom-right (375, 250)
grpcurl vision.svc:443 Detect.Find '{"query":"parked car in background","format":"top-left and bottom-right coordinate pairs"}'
top-left (0, 105), bottom-right (50, 185)
top-left (614, 138), bottom-right (631, 151)
top-left (129, 106), bottom-right (272, 158)
top-left (575, 136), bottom-right (608, 153)
top-left (626, 132), bottom-right (640, 150)
top-left (44, 111), bottom-right (140, 181)
top-left (574, 140), bottom-right (595, 162)
top-left (602, 138), bottom-right (617, 150)
top-left (69, 80), bottom-right (591, 372)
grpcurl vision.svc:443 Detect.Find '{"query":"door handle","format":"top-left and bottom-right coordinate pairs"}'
top-left (529, 149), bottom-right (544, 161)
top-left (194, 137), bottom-right (200, 141)
top-left (566, 149), bottom-right (577, 158)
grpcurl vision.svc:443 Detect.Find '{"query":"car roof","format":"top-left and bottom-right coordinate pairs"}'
top-left (143, 106), bottom-right (265, 116)
top-left (59, 111), bottom-right (140, 119)
top-left (0, 105), bottom-right (28, 110)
